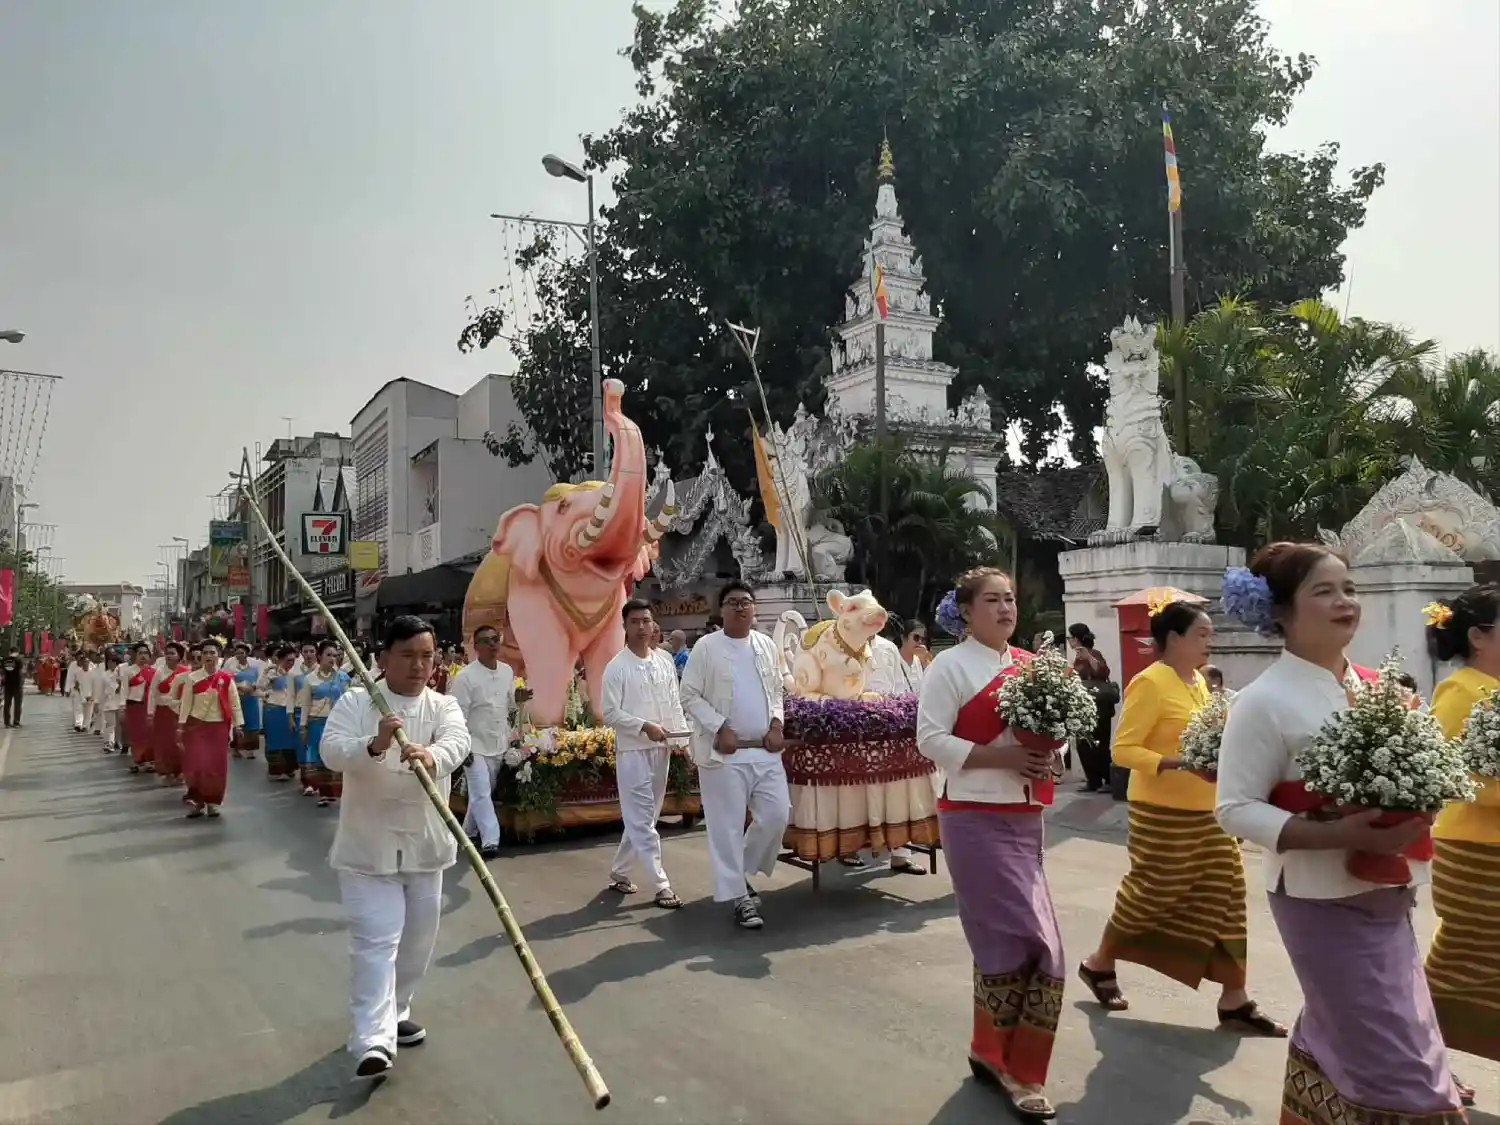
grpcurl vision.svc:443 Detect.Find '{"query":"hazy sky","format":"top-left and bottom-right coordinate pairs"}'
top-left (3, 0), bottom-right (1496, 587)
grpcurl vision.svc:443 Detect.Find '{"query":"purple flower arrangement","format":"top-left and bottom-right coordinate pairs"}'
top-left (783, 693), bottom-right (918, 746)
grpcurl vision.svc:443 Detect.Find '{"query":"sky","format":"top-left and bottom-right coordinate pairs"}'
top-left (2, 0), bottom-right (1496, 587)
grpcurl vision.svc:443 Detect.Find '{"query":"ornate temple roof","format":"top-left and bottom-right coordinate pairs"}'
top-left (994, 466), bottom-right (1106, 544)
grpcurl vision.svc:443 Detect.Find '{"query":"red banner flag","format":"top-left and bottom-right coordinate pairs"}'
top-left (257, 605), bottom-right (269, 640)
top-left (233, 603), bottom-right (245, 639)
top-left (172, 623), bottom-right (183, 641)
top-left (41, 632), bottom-right (52, 656)
top-left (24, 632), bottom-right (32, 655)
top-left (0, 569), bottom-right (12, 627)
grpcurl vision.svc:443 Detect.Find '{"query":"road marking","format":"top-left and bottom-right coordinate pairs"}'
top-left (0, 727), bottom-right (12, 782)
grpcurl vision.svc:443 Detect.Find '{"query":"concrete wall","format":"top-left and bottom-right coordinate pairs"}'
top-left (1059, 541), bottom-right (1255, 689)
top-left (1348, 560), bottom-right (1475, 696)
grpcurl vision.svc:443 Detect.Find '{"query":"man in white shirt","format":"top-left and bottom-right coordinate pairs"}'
top-left (602, 598), bottom-right (689, 909)
top-left (680, 581), bottom-right (789, 929)
top-left (449, 625), bottom-right (524, 859)
top-left (318, 615), bottom-right (471, 1080)
top-left (64, 653), bottom-right (93, 732)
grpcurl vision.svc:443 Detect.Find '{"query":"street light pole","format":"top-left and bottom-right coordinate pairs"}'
top-left (584, 173), bottom-right (604, 478)
top-left (541, 151), bottom-right (605, 478)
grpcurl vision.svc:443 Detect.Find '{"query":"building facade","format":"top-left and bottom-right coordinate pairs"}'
top-left (350, 373), bottom-right (552, 634)
top-left (250, 432), bottom-right (355, 637)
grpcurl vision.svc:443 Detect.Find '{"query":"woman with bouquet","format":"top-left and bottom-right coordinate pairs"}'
top-left (1215, 541), bottom-right (1466, 1125)
top-left (1079, 600), bottom-right (1284, 1036)
top-left (915, 567), bottom-right (1065, 1122)
top-left (1424, 584), bottom-right (1500, 1069)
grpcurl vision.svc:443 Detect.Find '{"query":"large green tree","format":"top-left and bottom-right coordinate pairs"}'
top-left (812, 437), bottom-right (1013, 621)
top-left (464, 0), bottom-right (1382, 491)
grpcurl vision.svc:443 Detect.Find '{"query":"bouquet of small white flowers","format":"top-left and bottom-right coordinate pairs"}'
top-left (1296, 654), bottom-right (1474, 884)
top-left (995, 632), bottom-right (1098, 750)
top-left (1177, 690), bottom-right (1230, 775)
top-left (1458, 692), bottom-right (1500, 779)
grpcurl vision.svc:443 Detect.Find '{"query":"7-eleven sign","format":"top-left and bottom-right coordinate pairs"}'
top-left (301, 512), bottom-right (348, 556)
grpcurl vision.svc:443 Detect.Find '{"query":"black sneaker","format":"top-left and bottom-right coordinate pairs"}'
top-left (354, 1046), bottom-right (393, 1079)
top-left (733, 896), bottom-right (764, 930)
top-left (396, 1019), bottom-right (426, 1047)
top-left (479, 844), bottom-right (500, 860)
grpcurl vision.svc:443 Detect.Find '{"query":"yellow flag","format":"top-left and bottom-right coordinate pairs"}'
top-left (750, 414), bottom-right (781, 532)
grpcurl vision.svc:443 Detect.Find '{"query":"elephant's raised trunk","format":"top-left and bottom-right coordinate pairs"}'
top-left (572, 379), bottom-right (649, 564)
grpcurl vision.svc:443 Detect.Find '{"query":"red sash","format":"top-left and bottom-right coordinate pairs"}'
top-left (192, 670), bottom-right (235, 723)
top-left (130, 666), bottom-right (156, 698)
top-left (158, 664), bottom-right (188, 697)
top-left (951, 649), bottom-right (1053, 807)
top-left (1268, 663), bottom-right (1433, 882)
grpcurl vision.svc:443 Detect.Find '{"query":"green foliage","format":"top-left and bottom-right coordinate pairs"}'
top-left (462, 0), bottom-right (1382, 491)
top-left (0, 548), bottom-right (81, 641)
top-left (1166, 299), bottom-right (1500, 545)
top-left (812, 437), bottom-right (1013, 621)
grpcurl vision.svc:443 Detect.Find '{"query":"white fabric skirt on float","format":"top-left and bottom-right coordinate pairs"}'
top-left (784, 774), bottom-right (940, 862)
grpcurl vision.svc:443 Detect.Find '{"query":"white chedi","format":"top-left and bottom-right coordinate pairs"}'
top-left (1177, 690), bottom-right (1230, 774)
top-left (994, 632), bottom-right (1098, 743)
top-left (1458, 692), bottom-right (1500, 779)
top-left (1298, 654), bottom-right (1474, 811)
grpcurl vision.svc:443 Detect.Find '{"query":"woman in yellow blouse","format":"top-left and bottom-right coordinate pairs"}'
top-left (1078, 601), bottom-right (1284, 1036)
top-left (1424, 584), bottom-right (1500, 1066)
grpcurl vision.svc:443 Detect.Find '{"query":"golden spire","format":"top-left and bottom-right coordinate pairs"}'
top-left (877, 134), bottom-right (894, 183)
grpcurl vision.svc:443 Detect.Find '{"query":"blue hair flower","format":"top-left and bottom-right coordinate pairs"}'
top-left (936, 589), bottom-right (966, 638)
top-left (1221, 566), bottom-right (1276, 636)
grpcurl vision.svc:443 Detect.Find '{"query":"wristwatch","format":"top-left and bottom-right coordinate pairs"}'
top-left (367, 737), bottom-right (383, 758)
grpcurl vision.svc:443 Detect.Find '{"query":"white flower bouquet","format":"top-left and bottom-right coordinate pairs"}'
top-left (1295, 654), bottom-right (1474, 884)
top-left (1177, 690), bottom-right (1230, 776)
top-left (1458, 692), bottom-right (1500, 779)
top-left (995, 632), bottom-right (1098, 751)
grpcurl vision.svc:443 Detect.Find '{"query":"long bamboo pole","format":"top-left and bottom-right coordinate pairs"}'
top-left (235, 450), bottom-right (610, 1110)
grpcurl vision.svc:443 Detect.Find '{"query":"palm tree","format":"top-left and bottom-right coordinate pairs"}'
top-left (1369, 348), bottom-right (1500, 499)
top-left (1165, 299), bottom-right (1435, 546)
top-left (812, 437), bottom-right (1013, 620)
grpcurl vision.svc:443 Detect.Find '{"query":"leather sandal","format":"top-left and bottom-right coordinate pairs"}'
top-left (1077, 963), bottom-right (1129, 1011)
top-left (1216, 1001), bottom-right (1287, 1038)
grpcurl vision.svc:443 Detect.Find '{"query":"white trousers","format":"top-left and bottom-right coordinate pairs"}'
top-left (71, 692), bottom-right (86, 727)
top-left (698, 755), bottom-right (791, 902)
top-left (462, 755), bottom-right (503, 848)
top-left (338, 868), bottom-right (444, 1057)
top-left (610, 746), bottom-right (671, 894)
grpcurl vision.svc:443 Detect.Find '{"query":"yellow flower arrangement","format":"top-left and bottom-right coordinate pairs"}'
top-left (1146, 594), bottom-right (1173, 618)
top-left (1422, 602), bottom-right (1454, 629)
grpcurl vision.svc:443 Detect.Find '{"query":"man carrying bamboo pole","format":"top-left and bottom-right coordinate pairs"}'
top-left (319, 614), bottom-right (472, 1079)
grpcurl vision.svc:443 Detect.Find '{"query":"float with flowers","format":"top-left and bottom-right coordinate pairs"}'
top-left (449, 675), bottom-right (702, 841)
top-left (771, 589), bottom-right (942, 879)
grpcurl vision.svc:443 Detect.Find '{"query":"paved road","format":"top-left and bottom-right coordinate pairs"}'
top-left (1, 692), bottom-right (1495, 1125)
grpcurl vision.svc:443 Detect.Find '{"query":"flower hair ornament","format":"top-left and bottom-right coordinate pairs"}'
top-left (936, 589), bottom-right (966, 638)
top-left (1221, 567), bottom-right (1277, 636)
top-left (1422, 601), bottom-right (1454, 629)
top-left (209, 634), bottom-right (230, 649)
top-left (1146, 592), bottom-right (1174, 618)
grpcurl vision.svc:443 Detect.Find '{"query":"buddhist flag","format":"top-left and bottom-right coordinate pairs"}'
top-left (1162, 103), bottom-right (1182, 214)
top-left (0, 569), bottom-right (12, 627)
top-left (873, 262), bottom-right (890, 320)
top-left (750, 413), bottom-right (782, 532)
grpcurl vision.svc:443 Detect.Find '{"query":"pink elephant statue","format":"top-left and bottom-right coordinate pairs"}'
top-left (462, 378), bottom-right (676, 728)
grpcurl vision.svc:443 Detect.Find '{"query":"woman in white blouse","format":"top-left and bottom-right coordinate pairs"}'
top-left (1215, 541), bottom-right (1464, 1124)
top-left (916, 568), bottom-right (1063, 1122)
